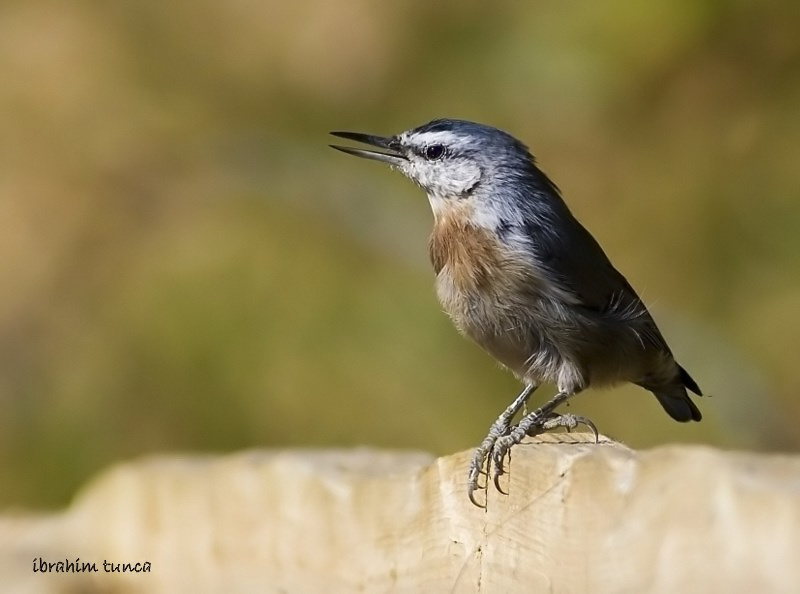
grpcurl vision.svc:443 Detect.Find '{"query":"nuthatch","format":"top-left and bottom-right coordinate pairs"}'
top-left (330, 119), bottom-right (702, 507)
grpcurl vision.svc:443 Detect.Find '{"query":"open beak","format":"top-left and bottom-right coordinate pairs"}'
top-left (329, 131), bottom-right (407, 166)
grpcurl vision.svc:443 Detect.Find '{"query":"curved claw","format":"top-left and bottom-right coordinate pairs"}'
top-left (467, 448), bottom-right (492, 508)
top-left (538, 413), bottom-right (600, 443)
top-left (490, 443), bottom-right (509, 494)
top-left (468, 484), bottom-right (486, 508)
top-left (467, 467), bottom-right (486, 491)
top-left (465, 387), bottom-right (599, 505)
top-left (576, 416), bottom-right (599, 443)
top-left (464, 385), bottom-right (540, 506)
top-left (493, 468), bottom-right (507, 495)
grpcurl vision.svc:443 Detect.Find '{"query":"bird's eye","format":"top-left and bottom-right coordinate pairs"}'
top-left (425, 144), bottom-right (445, 160)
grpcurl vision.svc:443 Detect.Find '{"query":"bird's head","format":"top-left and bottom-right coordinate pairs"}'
top-left (331, 119), bottom-right (543, 226)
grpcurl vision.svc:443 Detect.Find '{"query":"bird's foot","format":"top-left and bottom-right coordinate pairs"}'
top-left (468, 409), bottom-right (554, 507)
top-left (489, 412), bottom-right (546, 493)
top-left (466, 431), bottom-right (500, 507)
top-left (538, 412), bottom-right (599, 442)
top-left (468, 391), bottom-right (598, 506)
top-left (466, 385), bottom-right (536, 507)
top-left (489, 410), bottom-right (602, 493)
top-left (489, 411), bottom-right (600, 492)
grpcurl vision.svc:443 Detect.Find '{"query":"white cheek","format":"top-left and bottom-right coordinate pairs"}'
top-left (444, 162), bottom-right (481, 195)
top-left (397, 161), bottom-right (423, 186)
top-left (404, 161), bottom-right (481, 198)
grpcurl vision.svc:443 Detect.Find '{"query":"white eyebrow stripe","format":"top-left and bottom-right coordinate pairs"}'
top-left (401, 130), bottom-right (462, 147)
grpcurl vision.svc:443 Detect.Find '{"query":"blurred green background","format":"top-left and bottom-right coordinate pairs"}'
top-left (1, 0), bottom-right (799, 509)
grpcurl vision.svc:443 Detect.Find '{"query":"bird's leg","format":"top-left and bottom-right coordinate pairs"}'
top-left (489, 390), bottom-right (578, 492)
top-left (467, 383), bottom-right (537, 507)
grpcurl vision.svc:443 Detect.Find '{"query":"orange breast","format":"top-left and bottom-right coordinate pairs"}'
top-left (428, 213), bottom-right (506, 290)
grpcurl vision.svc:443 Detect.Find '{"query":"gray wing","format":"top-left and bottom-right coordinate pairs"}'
top-left (523, 215), bottom-right (671, 352)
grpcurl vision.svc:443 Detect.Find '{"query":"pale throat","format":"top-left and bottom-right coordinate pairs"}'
top-left (426, 194), bottom-right (504, 231)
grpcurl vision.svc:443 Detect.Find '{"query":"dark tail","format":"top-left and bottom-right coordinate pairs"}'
top-left (653, 365), bottom-right (703, 423)
top-left (679, 365), bottom-right (702, 396)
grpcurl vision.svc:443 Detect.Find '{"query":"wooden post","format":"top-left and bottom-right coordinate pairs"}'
top-left (3, 433), bottom-right (800, 593)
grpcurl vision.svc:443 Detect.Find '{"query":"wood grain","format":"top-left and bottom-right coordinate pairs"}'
top-left (3, 435), bottom-right (800, 593)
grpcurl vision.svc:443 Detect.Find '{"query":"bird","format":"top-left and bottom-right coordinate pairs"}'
top-left (330, 119), bottom-right (703, 507)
